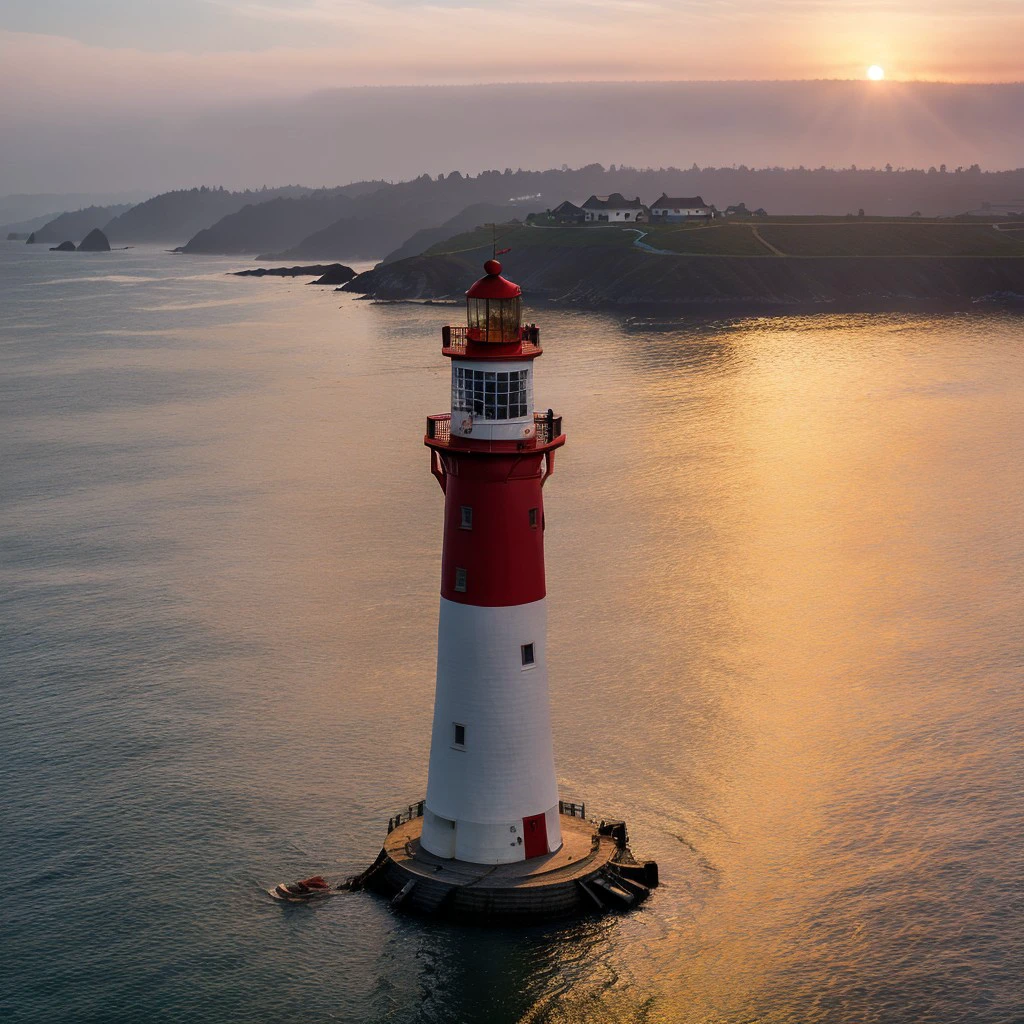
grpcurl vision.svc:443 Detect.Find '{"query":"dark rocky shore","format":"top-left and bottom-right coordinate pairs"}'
top-left (233, 263), bottom-right (355, 284)
top-left (344, 246), bottom-right (1024, 313)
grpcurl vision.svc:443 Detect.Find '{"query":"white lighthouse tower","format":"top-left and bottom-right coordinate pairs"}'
top-left (419, 258), bottom-right (566, 865)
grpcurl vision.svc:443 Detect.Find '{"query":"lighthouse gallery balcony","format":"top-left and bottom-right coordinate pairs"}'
top-left (426, 411), bottom-right (563, 449)
top-left (442, 324), bottom-right (543, 357)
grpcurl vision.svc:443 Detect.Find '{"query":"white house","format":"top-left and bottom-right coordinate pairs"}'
top-left (649, 194), bottom-right (711, 221)
top-left (581, 193), bottom-right (648, 223)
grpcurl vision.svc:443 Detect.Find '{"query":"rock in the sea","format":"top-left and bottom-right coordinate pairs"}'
top-left (78, 228), bottom-right (111, 252)
top-left (232, 263), bottom-right (355, 282)
top-left (7, 232), bottom-right (30, 241)
top-left (50, 240), bottom-right (77, 252)
top-left (311, 264), bottom-right (356, 285)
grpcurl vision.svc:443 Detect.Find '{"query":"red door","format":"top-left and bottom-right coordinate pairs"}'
top-left (522, 813), bottom-right (548, 858)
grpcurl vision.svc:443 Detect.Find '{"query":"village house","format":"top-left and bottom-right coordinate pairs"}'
top-left (549, 200), bottom-right (586, 224)
top-left (581, 193), bottom-right (647, 223)
top-left (649, 194), bottom-right (712, 221)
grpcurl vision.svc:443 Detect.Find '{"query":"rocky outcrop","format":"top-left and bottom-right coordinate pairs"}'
top-left (232, 263), bottom-right (353, 281)
top-left (345, 245), bottom-right (1024, 312)
top-left (311, 264), bottom-right (356, 285)
top-left (50, 240), bottom-right (77, 251)
top-left (78, 229), bottom-right (111, 252)
top-left (7, 232), bottom-right (30, 241)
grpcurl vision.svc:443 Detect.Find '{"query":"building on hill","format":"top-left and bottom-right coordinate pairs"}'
top-left (723, 203), bottom-right (767, 217)
top-left (549, 200), bottom-right (586, 224)
top-left (649, 195), bottom-right (712, 222)
top-left (582, 194), bottom-right (647, 223)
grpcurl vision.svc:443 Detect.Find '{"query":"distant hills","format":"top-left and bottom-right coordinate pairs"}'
top-left (103, 186), bottom-right (315, 244)
top-left (380, 203), bottom-right (531, 264)
top-left (179, 190), bottom-right (356, 255)
top-left (27, 205), bottom-right (133, 244)
top-left (9, 165), bottom-right (1024, 272)
top-left (181, 166), bottom-right (1024, 262)
top-left (0, 190), bottom-right (150, 229)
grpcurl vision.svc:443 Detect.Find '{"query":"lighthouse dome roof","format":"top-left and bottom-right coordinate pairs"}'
top-left (466, 260), bottom-right (521, 299)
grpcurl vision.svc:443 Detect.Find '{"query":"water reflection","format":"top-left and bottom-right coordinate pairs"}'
top-left (2, 245), bottom-right (1022, 1023)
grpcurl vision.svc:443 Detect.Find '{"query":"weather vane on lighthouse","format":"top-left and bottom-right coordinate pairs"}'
top-left (273, 258), bottom-right (657, 919)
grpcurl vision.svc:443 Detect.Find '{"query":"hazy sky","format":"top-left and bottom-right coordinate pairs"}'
top-left (1, 1), bottom-right (1021, 194)
top-left (1, 0), bottom-right (1021, 119)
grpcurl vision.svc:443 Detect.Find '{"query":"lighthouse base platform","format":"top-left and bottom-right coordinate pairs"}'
top-left (350, 813), bottom-right (659, 924)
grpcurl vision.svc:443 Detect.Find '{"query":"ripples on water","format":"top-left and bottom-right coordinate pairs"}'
top-left (1, 243), bottom-right (1022, 1023)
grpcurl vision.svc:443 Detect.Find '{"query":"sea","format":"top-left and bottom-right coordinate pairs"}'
top-left (1, 241), bottom-right (1022, 1024)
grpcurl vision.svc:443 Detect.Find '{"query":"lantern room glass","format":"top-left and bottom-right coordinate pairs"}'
top-left (467, 296), bottom-right (522, 343)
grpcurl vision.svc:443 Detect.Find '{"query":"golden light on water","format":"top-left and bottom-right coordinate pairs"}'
top-left (867, 64), bottom-right (885, 80)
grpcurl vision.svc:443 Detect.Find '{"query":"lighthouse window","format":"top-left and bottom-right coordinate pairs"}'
top-left (460, 505), bottom-right (473, 530)
top-left (452, 367), bottom-right (529, 421)
top-left (453, 723), bottom-right (466, 748)
top-left (454, 567), bottom-right (467, 592)
top-left (521, 643), bottom-right (535, 667)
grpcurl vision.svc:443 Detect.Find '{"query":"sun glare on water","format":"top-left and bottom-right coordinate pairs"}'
top-left (867, 65), bottom-right (885, 80)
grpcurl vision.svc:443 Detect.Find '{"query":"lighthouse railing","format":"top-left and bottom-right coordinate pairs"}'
top-left (442, 324), bottom-right (542, 355)
top-left (386, 797), bottom-right (594, 833)
top-left (558, 799), bottom-right (588, 820)
top-left (426, 412), bottom-right (561, 446)
top-left (387, 800), bottom-right (426, 833)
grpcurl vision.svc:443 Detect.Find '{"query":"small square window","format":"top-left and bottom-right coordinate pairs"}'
top-left (521, 643), bottom-right (535, 667)
top-left (453, 723), bottom-right (466, 747)
top-left (455, 567), bottom-right (467, 592)
top-left (460, 506), bottom-right (473, 530)
top-left (528, 508), bottom-right (539, 529)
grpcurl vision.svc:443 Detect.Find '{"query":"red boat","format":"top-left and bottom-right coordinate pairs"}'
top-left (269, 875), bottom-right (334, 901)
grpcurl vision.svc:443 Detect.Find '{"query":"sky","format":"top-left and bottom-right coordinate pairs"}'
top-left (0, 0), bottom-right (1021, 193)
top-left (1, 0), bottom-right (1021, 113)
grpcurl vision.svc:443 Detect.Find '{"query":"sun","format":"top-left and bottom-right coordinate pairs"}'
top-left (867, 65), bottom-right (885, 80)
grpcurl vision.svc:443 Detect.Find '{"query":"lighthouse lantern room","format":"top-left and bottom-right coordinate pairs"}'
top-left (421, 259), bottom-right (566, 865)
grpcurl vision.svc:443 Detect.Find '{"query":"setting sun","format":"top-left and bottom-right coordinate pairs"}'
top-left (867, 65), bottom-right (886, 80)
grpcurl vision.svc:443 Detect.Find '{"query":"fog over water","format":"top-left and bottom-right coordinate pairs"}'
top-left (1, 242), bottom-right (1023, 1022)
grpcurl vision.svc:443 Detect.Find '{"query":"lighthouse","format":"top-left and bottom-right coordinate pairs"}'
top-left (328, 258), bottom-right (659, 921)
top-left (420, 258), bottom-right (565, 865)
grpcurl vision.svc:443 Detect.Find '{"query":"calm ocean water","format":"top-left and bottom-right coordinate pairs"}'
top-left (1, 241), bottom-right (1022, 1023)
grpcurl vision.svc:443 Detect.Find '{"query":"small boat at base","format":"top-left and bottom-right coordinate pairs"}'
top-left (269, 875), bottom-right (335, 901)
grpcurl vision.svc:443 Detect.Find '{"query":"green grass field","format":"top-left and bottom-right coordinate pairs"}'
top-left (425, 223), bottom-right (634, 257)
top-left (641, 224), bottom-right (774, 255)
top-left (756, 221), bottom-right (1024, 257)
top-left (421, 218), bottom-right (1024, 261)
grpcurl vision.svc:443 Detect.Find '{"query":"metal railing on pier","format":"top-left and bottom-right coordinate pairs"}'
top-left (558, 799), bottom-right (587, 820)
top-left (387, 800), bottom-right (425, 833)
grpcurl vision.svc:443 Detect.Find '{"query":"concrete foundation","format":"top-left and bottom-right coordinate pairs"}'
top-left (350, 812), bottom-right (659, 924)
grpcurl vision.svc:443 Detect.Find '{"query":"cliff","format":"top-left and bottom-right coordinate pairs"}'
top-left (344, 224), bottom-right (1024, 312)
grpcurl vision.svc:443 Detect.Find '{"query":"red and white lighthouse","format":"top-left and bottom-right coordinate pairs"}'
top-left (421, 259), bottom-right (566, 865)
